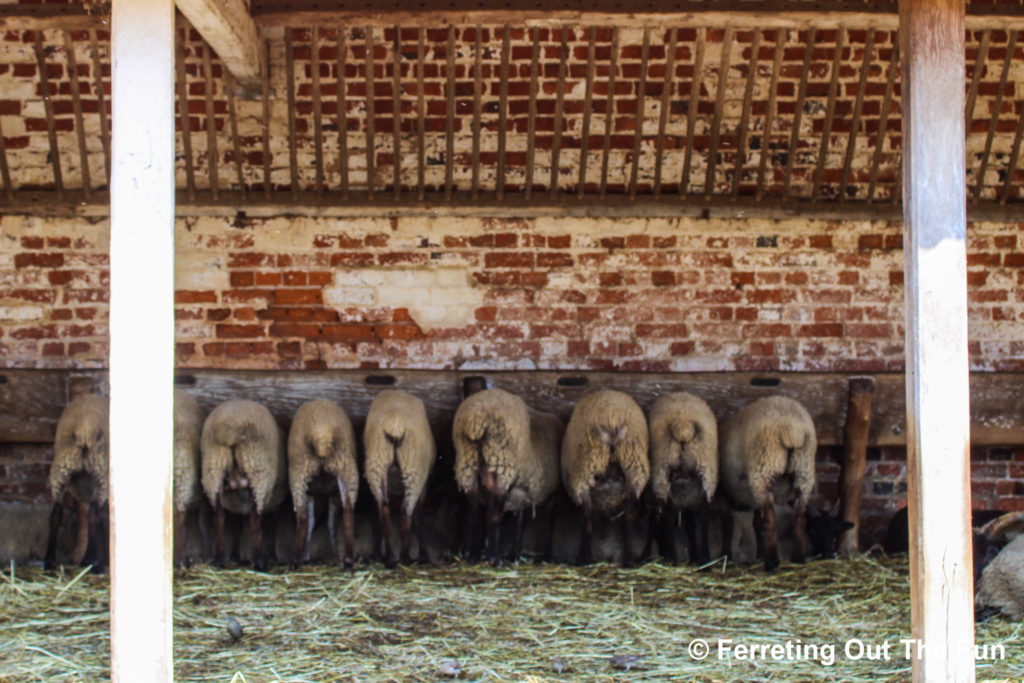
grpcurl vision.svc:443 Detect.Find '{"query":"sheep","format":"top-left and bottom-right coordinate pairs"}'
top-left (287, 399), bottom-right (359, 567)
top-left (561, 390), bottom-right (649, 567)
top-left (645, 392), bottom-right (718, 565)
top-left (363, 390), bottom-right (437, 566)
top-left (173, 390), bottom-right (205, 568)
top-left (201, 399), bottom-right (286, 571)
top-left (719, 395), bottom-right (817, 572)
top-left (452, 387), bottom-right (563, 566)
top-left (45, 394), bottom-right (110, 572)
top-left (975, 512), bottom-right (1024, 619)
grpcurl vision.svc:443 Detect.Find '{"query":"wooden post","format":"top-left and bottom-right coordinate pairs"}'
top-left (899, 0), bottom-right (975, 681)
top-left (837, 376), bottom-right (874, 557)
top-left (109, 0), bottom-right (175, 680)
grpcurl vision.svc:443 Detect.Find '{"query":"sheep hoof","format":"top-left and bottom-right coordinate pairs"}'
top-left (763, 558), bottom-right (779, 573)
top-left (489, 556), bottom-right (504, 568)
top-left (252, 558), bottom-right (268, 573)
top-left (400, 553), bottom-right (414, 566)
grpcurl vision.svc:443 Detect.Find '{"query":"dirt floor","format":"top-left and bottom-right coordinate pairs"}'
top-left (0, 556), bottom-right (1021, 682)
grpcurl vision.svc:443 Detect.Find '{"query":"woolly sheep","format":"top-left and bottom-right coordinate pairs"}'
top-left (363, 390), bottom-right (436, 565)
top-left (173, 390), bottom-right (205, 568)
top-left (646, 392), bottom-right (718, 565)
top-left (453, 388), bottom-right (562, 565)
top-left (287, 399), bottom-right (359, 567)
top-left (201, 399), bottom-right (286, 570)
top-left (45, 394), bottom-right (110, 572)
top-left (719, 395), bottom-right (816, 572)
top-left (561, 390), bottom-right (649, 566)
top-left (975, 512), bottom-right (1024, 619)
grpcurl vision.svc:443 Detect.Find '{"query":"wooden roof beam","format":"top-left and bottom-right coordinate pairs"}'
top-left (174, 0), bottom-right (262, 90)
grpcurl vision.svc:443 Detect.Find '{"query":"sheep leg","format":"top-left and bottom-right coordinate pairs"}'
top-left (689, 497), bottom-right (711, 567)
top-left (721, 507), bottom-right (735, 562)
top-left (620, 496), bottom-right (637, 568)
top-left (485, 491), bottom-right (506, 567)
top-left (377, 501), bottom-right (396, 568)
top-left (174, 508), bottom-right (188, 569)
top-left (292, 503), bottom-right (310, 569)
top-left (250, 509), bottom-right (267, 572)
top-left (509, 510), bottom-right (525, 563)
top-left (464, 490), bottom-right (483, 562)
top-left (541, 497), bottom-right (556, 563)
top-left (325, 497), bottom-right (340, 565)
top-left (85, 502), bottom-right (108, 574)
top-left (758, 501), bottom-right (780, 572)
top-left (659, 503), bottom-right (679, 564)
top-left (576, 502), bottom-right (594, 566)
top-left (399, 508), bottom-right (414, 565)
top-left (791, 501), bottom-right (808, 564)
top-left (44, 500), bottom-right (64, 570)
top-left (229, 512), bottom-right (244, 564)
top-left (265, 510), bottom-right (279, 564)
top-left (340, 500), bottom-right (356, 568)
top-left (72, 498), bottom-right (90, 565)
top-left (197, 498), bottom-right (212, 562)
top-left (213, 497), bottom-right (227, 568)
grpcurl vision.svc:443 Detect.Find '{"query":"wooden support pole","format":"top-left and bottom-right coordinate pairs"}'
top-left (109, 0), bottom-right (174, 679)
top-left (899, 0), bottom-right (975, 680)
top-left (392, 24), bottom-right (402, 199)
top-left (837, 376), bottom-right (874, 557)
top-left (337, 29), bottom-right (350, 199)
top-left (284, 29), bottom-right (299, 197)
top-left (201, 41), bottom-right (219, 200)
top-left (260, 37), bottom-right (272, 198)
top-left (312, 26), bottom-right (325, 195)
top-left (496, 25), bottom-right (509, 200)
top-left (89, 29), bottom-right (112, 186)
top-left (680, 27), bottom-right (703, 196)
top-left (33, 30), bottom-right (64, 201)
top-left (63, 29), bottom-right (92, 201)
top-left (600, 27), bottom-right (619, 197)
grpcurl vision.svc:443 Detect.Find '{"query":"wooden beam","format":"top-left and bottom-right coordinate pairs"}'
top-left (653, 27), bottom-right (677, 197)
top-left (284, 29), bottom-right (299, 198)
top-left (392, 24), bottom-right (403, 200)
top-left (973, 30), bottom-right (1016, 203)
top-left (629, 26), bottom-right (650, 201)
top-left (365, 26), bottom-right (377, 199)
top-left (496, 25), bottom-right (510, 200)
top-left (0, 115), bottom-right (11, 201)
top-left (176, 26), bottom-right (196, 200)
top-left (201, 40), bottom-right (219, 200)
top-left (784, 27), bottom-right (815, 198)
top-left (550, 27), bottom-right (569, 200)
top-left (705, 26), bottom-right (733, 199)
top-left (756, 30), bottom-right (786, 201)
top-left (472, 25), bottom-right (483, 199)
top-left (680, 27), bottom-right (703, 195)
top-left (525, 27), bottom-right (540, 199)
top-left (838, 377), bottom-right (874, 557)
top-left (337, 29), bottom-right (349, 199)
top-left (444, 25), bottom-right (455, 200)
top-left (226, 73), bottom-right (247, 199)
top-left (89, 29), bottom-right (112, 186)
top-left (1000, 101), bottom-right (1024, 204)
top-left (600, 27), bottom-right (619, 197)
top-left (260, 36), bottom-right (272, 198)
top-left (108, 0), bottom-right (174, 679)
top-left (732, 28), bottom-right (760, 198)
top-left (63, 29), bottom-right (92, 202)
top-left (33, 31), bottom-right (64, 201)
top-left (311, 26), bottom-right (325, 195)
top-left (900, 0), bottom-right (974, 679)
top-left (175, 0), bottom-right (262, 89)
top-left (578, 26), bottom-right (596, 197)
top-left (417, 26), bottom-right (427, 201)
top-left (839, 28), bottom-right (876, 202)
top-left (811, 27), bottom-right (844, 199)
top-left (867, 36), bottom-right (898, 202)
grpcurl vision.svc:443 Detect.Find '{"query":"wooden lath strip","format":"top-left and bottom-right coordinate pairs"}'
top-left (311, 26), bottom-right (324, 194)
top-left (811, 26), bottom-right (845, 199)
top-left (226, 73), bottom-right (246, 199)
top-left (202, 37), bottom-right (220, 200)
top-left (784, 26), bottom-right (816, 197)
top-left (284, 28), bottom-right (299, 198)
top-left (337, 28), bottom-right (350, 199)
top-left (0, 116), bottom-right (11, 200)
top-left (550, 27), bottom-right (569, 199)
top-left (444, 24), bottom-right (455, 201)
top-left (392, 24), bottom-right (402, 199)
top-left (496, 25), bottom-right (510, 200)
top-left (62, 29), bottom-right (91, 200)
top-left (705, 26), bottom-right (733, 198)
top-left (416, 26), bottom-right (426, 201)
top-left (867, 36), bottom-right (898, 202)
top-left (33, 30), bottom-right (63, 200)
top-left (974, 29), bottom-right (1017, 202)
top-left (472, 26), bottom-right (483, 199)
top-left (839, 27), bottom-right (875, 202)
top-left (653, 27), bottom-right (677, 198)
top-left (964, 29), bottom-right (991, 136)
top-left (756, 30), bottom-right (786, 201)
top-left (732, 28), bottom-right (761, 198)
top-left (628, 26), bottom-right (650, 200)
top-left (88, 29), bottom-right (110, 185)
top-left (1000, 101), bottom-right (1024, 204)
top-left (365, 26), bottom-right (377, 199)
top-left (600, 27), bottom-right (619, 197)
top-left (680, 26), bottom-right (704, 195)
top-left (525, 26), bottom-right (540, 199)
top-left (578, 26), bottom-right (596, 198)
top-left (261, 37), bottom-right (273, 198)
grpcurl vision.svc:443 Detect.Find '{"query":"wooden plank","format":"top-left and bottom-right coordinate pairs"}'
top-left (973, 29), bottom-right (1016, 202)
top-left (704, 26), bottom-right (733, 198)
top-left (867, 36), bottom-right (898, 202)
top-left (838, 377), bottom-right (874, 557)
top-left (756, 30), bottom-right (786, 201)
top-left (63, 30), bottom-right (92, 201)
top-left (653, 27), bottom-right (676, 198)
top-left (176, 26), bottom-right (196, 201)
top-left (472, 25), bottom-right (483, 199)
top-left (899, 0), bottom-right (974, 679)
top-left (284, 28), bottom-right (299, 198)
top-left (525, 27), bottom-right (540, 199)
top-left (444, 24), bottom-right (456, 200)
top-left (578, 26), bottom-right (596, 198)
top-left (201, 39), bottom-right (220, 200)
top-left (417, 26), bottom-right (427, 201)
top-left (964, 29), bottom-right (991, 142)
top-left (0, 370), bottom-right (67, 442)
top-left (783, 27), bottom-right (815, 198)
top-left (392, 24), bottom-right (402, 199)
top-left (108, 0), bottom-right (174, 677)
top-left (226, 73), bottom-right (247, 199)
top-left (260, 36), bottom-right (273, 197)
top-left (731, 28), bottom-right (760, 198)
top-left (496, 25), bottom-right (510, 201)
top-left (680, 26), bottom-right (704, 196)
top-left (811, 27), bottom-right (845, 199)
top-left (0, 115), bottom-right (11, 200)
top-left (550, 27), bottom-right (569, 199)
top-left (839, 27), bottom-right (876, 202)
top-left (89, 29), bottom-right (112, 186)
top-left (1000, 100), bottom-right (1024, 205)
top-left (311, 26), bottom-right (325, 195)
top-left (33, 30), bottom-right (64, 201)
top-left (176, 0), bottom-right (262, 89)
top-left (628, 26), bottom-right (650, 201)
top-left (365, 26), bottom-right (377, 199)
top-left (601, 27), bottom-right (619, 197)
top-left (337, 28), bottom-right (350, 199)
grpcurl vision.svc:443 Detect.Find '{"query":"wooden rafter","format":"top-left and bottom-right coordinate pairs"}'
top-left (175, 0), bottom-right (262, 89)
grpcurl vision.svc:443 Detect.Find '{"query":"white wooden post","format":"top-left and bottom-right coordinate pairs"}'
top-left (899, 0), bottom-right (975, 680)
top-left (109, 0), bottom-right (176, 680)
